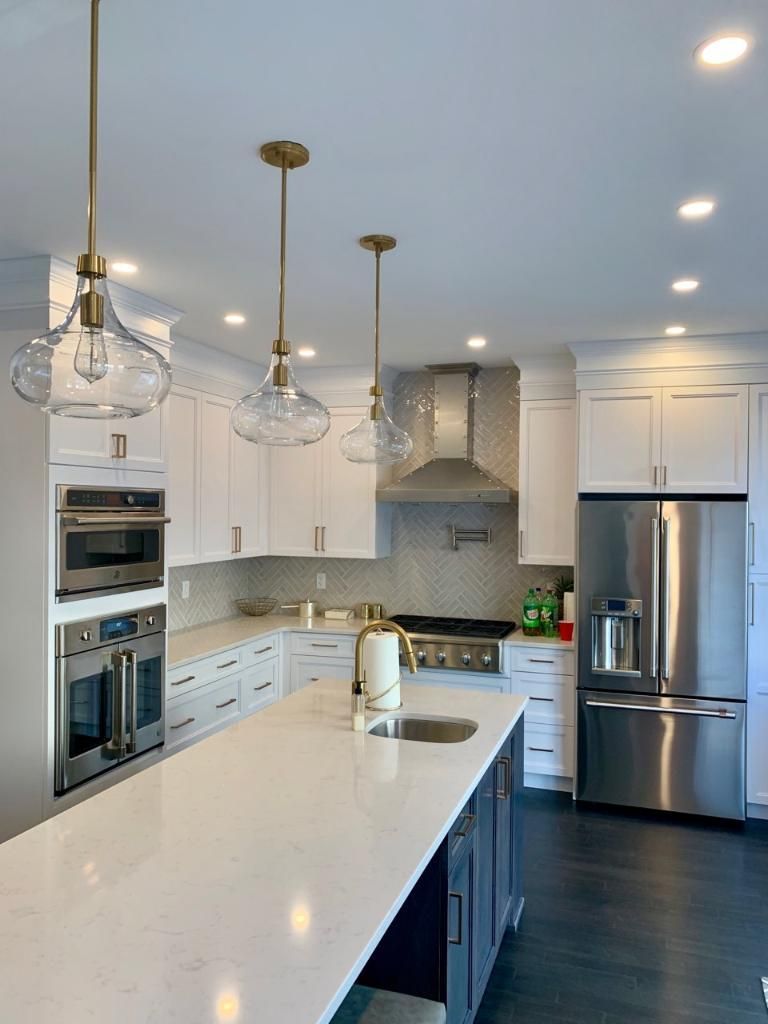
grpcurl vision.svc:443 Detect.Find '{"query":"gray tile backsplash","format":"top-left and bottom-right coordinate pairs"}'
top-left (169, 367), bottom-right (572, 631)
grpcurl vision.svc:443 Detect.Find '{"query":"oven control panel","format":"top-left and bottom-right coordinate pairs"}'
top-left (57, 604), bottom-right (167, 657)
top-left (58, 486), bottom-right (165, 512)
top-left (397, 639), bottom-right (502, 673)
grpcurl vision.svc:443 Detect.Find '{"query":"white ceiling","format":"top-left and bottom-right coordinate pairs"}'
top-left (1, 0), bottom-right (767, 369)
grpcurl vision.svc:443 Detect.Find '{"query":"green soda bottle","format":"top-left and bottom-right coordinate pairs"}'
top-left (540, 588), bottom-right (558, 637)
top-left (522, 588), bottom-right (541, 636)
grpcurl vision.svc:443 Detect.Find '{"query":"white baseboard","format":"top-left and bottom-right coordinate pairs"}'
top-left (525, 772), bottom-right (573, 793)
top-left (747, 802), bottom-right (768, 820)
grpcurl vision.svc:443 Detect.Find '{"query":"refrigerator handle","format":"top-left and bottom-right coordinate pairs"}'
top-left (650, 518), bottom-right (659, 678)
top-left (661, 516), bottom-right (671, 681)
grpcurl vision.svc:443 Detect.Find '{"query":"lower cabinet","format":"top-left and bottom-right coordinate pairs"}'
top-left (357, 718), bottom-right (524, 1024)
top-left (166, 675), bottom-right (242, 751)
top-left (509, 643), bottom-right (575, 788)
top-left (290, 654), bottom-right (354, 693)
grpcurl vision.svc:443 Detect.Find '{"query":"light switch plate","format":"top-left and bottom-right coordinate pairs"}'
top-left (181, 580), bottom-right (190, 600)
top-left (316, 573), bottom-right (327, 590)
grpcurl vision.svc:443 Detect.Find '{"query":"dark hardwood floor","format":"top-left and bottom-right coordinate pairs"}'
top-left (476, 790), bottom-right (768, 1024)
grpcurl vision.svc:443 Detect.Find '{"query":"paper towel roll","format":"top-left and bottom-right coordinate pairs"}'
top-left (363, 632), bottom-right (402, 710)
top-left (563, 591), bottom-right (575, 622)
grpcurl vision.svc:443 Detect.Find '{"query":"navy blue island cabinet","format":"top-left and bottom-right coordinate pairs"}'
top-left (357, 717), bottom-right (525, 1024)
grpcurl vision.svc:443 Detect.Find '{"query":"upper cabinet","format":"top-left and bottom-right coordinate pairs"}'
top-left (518, 398), bottom-right (576, 565)
top-left (48, 404), bottom-right (167, 473)
top-left (167, 384), bottom-right (267, 567)
top-left (270, 407), bottom-right (392, 559)
top-left (749, 385), bottom-right (768, 574)
top-left (578, 385), bottom-right (748, 495)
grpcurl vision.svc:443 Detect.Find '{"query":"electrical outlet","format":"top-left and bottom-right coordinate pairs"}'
top-left (316, 573), bottom-right (327, 591)
top-left (181, 580), bottom-right (190, 600)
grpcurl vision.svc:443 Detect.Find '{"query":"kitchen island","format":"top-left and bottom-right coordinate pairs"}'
top-left (0, 680), bottom-right (526, 1024)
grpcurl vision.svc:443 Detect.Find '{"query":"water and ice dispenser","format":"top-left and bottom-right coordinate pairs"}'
top-left (591, 598), bottom-right (642, 676)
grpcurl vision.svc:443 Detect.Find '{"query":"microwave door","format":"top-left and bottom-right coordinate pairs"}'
top-left (121, 631), bottom-right (165, 760)
top-left (56, 646), bottom-right (124, 793)
top-left (58, 517), bottom-right (165, 596)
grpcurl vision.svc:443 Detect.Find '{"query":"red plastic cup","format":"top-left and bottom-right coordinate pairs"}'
top-left (558, 621), bottom-right (574, 642)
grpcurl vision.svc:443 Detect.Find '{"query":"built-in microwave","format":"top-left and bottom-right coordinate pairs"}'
top-left (56, 486), bottom-right (170, 600)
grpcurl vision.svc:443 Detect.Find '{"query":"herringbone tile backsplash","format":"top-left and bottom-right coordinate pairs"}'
top-left (169, 367), bottom-right (572, 631)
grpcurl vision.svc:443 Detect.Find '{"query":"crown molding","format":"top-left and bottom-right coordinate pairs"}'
top-left (514, 352), bottom-right (576, 400)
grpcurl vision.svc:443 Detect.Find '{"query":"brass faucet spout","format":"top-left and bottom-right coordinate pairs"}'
top-left (353, 619), bottom-right (418, 693)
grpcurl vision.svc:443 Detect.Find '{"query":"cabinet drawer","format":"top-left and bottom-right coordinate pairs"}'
top-left (290, 654), bottom-right (354, 694)
top-left (513, 671), bottom-right (574, 727)
top-left (166, 677), bottom-right (241, 750)
top-left (240, 633), bottom-right (279, 668)
top-left (289, 632), bottom-right (355, 658)
top-left (510, 646), bottom-right (574, 676)
top-left (242, 658), bottom-right (279, 715)
top-left (167, 648), bottom-right (243, 697)
top-left (523, 724), bottom-right (574, 777)
top-left (447, 796), bottom-right (476, 869)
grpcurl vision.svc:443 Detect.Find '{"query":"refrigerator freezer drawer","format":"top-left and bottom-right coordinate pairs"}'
top-left (576, 691), bottom-right (745, 820)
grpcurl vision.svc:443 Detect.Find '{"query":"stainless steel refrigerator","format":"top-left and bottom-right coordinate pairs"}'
top-left (576, 498), bottom-right (747, 820)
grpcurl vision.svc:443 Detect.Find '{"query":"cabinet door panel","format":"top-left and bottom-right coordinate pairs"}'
top-left (48, 407), bottom-right (166, 471)
top-left (519, 399), bottom-right (576, 564)
top-left (167, 386), bottom-right (199, 566)
top-left (289, 655), bottom-right (353, 694)
top-left (231, 433), bottom-right (266, 558)
top-left (578, 388), bottom-right (662, 493)
top-left (269, 444), bottom-right (320, 556)
top-left (473, 761), bottom-right (496, 1003)
top-left (49, 418), bottom-right (111, 465)
top-left (749, 386), bottom-right (768, 571)
top-left (494, 736), bottom-right (514, 935)
top-left (662, 385), bottom-right (748, 493)
top-left (322, 410), bottom-right (377, 558)
top-left (748, 578), bottom-right (768, 806)
top-left (199, 395), bottom-right (233, 561)
top-left (446, 838), bottom-right (474, 1024)
top-left (120, 405), bottom-right (167, 471)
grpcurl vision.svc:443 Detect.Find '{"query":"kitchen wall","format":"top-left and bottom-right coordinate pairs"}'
top-left (169, 367), bottom-right (571, 631)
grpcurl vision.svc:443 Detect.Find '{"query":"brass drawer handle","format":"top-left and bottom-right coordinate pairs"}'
top-left (217, 659), bottom-right (238, 669)
top-left (454, 812), bottom-right (476, 838)
top-left (528, 746), bottom-right (555, 753)
top-left (254, 681), bottom-right (272, 691)
top-left (253, 646), bottom-right (273, 655)
top-left (311, 642), bottom-right (338, 648)
top-left (111, 432), bottom-right (127, 459)
top-left (170, 717), bottom-right (195, 730)
top-left (496, 755), bottom-right (512, 799)
top-left (528, 658), bottom-right (555, 664)
top-left (171, 675), bottom-right (196, 686)
top-left (448, 892), bottom-right (463, 945)
top-left (216, 697), bottom-right (238, 709)
top-left (310, 676), bottom-right (320, 682)
top-left (530, 696), bottom-right (555, 702)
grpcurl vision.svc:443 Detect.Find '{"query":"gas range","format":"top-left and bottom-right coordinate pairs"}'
top-left (389, 614), bottom-right (516, 674)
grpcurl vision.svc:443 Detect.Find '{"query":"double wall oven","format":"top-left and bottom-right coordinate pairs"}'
top-left (56, 485), bottom-right (170, 600)
top-left (56, 605), bottom-right (166, 793)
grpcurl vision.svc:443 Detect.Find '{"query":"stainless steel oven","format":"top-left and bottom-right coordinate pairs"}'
top-left (55, 604), bottom-right (166, 794)
top-left (57, 486), bottom-right (170, 600)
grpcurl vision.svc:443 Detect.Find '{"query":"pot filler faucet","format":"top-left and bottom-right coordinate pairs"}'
top-left (353, 619), bottom-right (418, 696)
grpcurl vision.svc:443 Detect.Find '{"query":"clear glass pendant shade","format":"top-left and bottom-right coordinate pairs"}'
top-left (339, 396), bottom-right (413, 463)
top-left (10, 275), bottom-right (171, 418)
top-left (231, 351), bottom-right (330, 446)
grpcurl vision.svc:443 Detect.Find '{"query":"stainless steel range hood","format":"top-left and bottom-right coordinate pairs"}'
top-left (377, 364), bottom-right (513, 504)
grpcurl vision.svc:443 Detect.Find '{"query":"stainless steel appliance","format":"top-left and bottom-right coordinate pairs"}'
top-left (57, 485), bottom-right (170, 600)
top-left (576, 498), bottom-right (747, 820)
top-left (55, 604), bottom-right (166, 793)
top-left (388, 615), bottom-right (516, 673)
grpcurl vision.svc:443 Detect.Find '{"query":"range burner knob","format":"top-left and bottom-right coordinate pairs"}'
top-left (436, 650), bottom-right (446, 663)
top-left (79, 629), bottom-right (93, 643)
top-left (461, 652), bottom-right (472, 666)
top-left (481, 653), bottom-right (493, 667)
top-left (416, 649), bottom-right (427, 663)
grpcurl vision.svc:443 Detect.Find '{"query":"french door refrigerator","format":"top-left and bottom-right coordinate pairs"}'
top-left (576, 497), bottom-right (747, 820)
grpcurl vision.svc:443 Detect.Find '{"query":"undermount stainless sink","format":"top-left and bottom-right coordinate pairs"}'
top-left (367, 715), bottom-right (478, 743)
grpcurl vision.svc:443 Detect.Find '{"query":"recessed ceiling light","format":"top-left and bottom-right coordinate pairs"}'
top-left (677, 198), bottom-right (716, 219)
top-left (111, 261), bottom-right (138, 274)
top-left (695, 35), bottom-right (750, 66)
top-left (665, 325), bottom-right (687, 336)
top-left (672, 278), bottom-right (700, 293)
top-left (223, 313), bottom-right (246, 325)
top-left (467, 337), bottom-right (487, 349)
top-left (297, 346), bottom-right (316, 358)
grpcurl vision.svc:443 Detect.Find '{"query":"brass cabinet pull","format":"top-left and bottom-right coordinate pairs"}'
top-left (321, 525), bottom-right (326, 551)
top-left (530, 696), bottom-right (554, 702)
top-left (217, 659), bottom-right (238, 669)
top-left (662, 465), bottom-right (668, 486)
top-left (454, 812), bottom-right (476, 838)
top-left (528, 746), bottom-right (554, 753)
top-left (216, 697), bottom-right (237, 709)
top-left (232, 526), bottom-right (242, 553)
top-left (171, 675), bottom-right (196, 686)
top-left (529, 658), bottom-right (555, 664)
top-left (653, 465), bottom-right (659, 486)
top-left (253, 646), bottom-right (273, 655)
top-left (519, 529), bottom-right (524, 558)
top-left (170, 717), bottom-right (195, 730)
top-left (311, 642), bottom-right (338, 648)
top-left (749, 522), bottom-right (756, 566)
top-left (310, 676), bottom-right (320, 682)
top-left (314, 526), bottom-right (320, 551)
top-left (750, 582), bottom-right (756, 626)
top-left (496, 755), bottom-right (512, 799)
top-left (254, 681), bottom-right (272, 692)
top-left (111, 433), bottom-right (127, 459)
top-left (448, 892), bottom-right (463, 945)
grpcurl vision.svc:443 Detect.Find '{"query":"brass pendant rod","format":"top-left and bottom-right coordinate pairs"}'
top-left (373, 244), bottom-right (382, 393)
top-left (87, 0), bottom-right (100, 267)
top-left (278, 156), bottom-right (288, 342)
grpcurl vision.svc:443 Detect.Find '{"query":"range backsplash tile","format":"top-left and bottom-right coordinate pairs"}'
top-left (169, 367), bottom-right (572, 629)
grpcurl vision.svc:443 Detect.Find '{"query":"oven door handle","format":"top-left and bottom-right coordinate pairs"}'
top-left (110, 652), bottom-right (128, 758)
top-left (61, 515), bottom-right (172, 527)
top-left (125, 649), bottom-right (138, 755)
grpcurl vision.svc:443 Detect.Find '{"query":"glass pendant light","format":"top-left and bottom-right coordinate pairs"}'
top-left (9, 0), bottom-right (171, 418)
top-left (339, 236), bottom-right (413, 464)
top-left (231, 142), bottom-right (330, 446)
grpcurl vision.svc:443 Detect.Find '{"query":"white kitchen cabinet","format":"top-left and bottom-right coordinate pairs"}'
top-left (749, 385), bottom-right (768, 573)
top-left (241, 657), bottom-right (279, 715)
top-left (748, 577), bottom-right (768, 808)
top-left (199, 394), bottom-right (233, 562)
top-left (269, 407), bottom-right (391, 559)
top-left (509, 642), bottom-right (575, 788)
top-left (578, 387), bottom-right (662, 493)
top-left (48, 402), bottom-right (167, 472)
top-left (230, 431), bottom-right (267, 559)
top-left (518, 398), bottom-right (576, 565)
top-left (167, 385), bottom-right (199, 566)
top-left (661, 385), bottom-right (748, 494)
top-left (289, 654), bottom-right (354, 694)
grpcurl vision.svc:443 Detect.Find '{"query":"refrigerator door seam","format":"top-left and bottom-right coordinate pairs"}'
top-left (650, 517), bottom-right (659, 678)
top-left (661, 515), bottom-right (671, 681)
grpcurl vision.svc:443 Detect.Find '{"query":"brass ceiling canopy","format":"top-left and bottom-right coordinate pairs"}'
top-left (260, 141), bottom-right (310, 170)
top-left (359, 234), bottom-right (397, 253)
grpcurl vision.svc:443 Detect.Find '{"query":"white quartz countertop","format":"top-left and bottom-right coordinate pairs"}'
top-left (0, 680), bottom-right (527, 1024)
top-left (505, 627), bottom-right (574, 650)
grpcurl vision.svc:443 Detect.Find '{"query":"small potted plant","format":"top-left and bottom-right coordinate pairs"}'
top-left (552, 574), bottom-right (574, 621)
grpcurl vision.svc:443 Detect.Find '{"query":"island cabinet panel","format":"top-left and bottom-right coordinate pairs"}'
top-left (472, 762), bottom-right (496, 1004)
top-left (447, 833), bottom-right (475, 1024)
